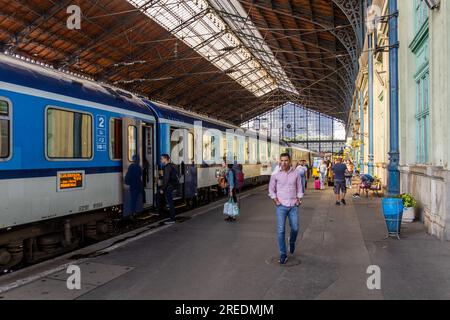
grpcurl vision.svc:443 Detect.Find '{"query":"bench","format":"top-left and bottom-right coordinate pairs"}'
top-left (361, 178), bottom-right (382, 198)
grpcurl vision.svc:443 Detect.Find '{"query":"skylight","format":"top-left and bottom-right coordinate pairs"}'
top-left (126, 0), bottom-right (298, 97)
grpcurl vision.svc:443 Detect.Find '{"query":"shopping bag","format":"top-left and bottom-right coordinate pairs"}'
top-left (223, 198), bottom-right (233, 216)
top-left (223, 198), bottom-right (240, 217)
top-left (231, 201), bottom-right (240, 217)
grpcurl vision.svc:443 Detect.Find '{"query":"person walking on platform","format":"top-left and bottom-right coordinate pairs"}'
top-left (296, 160), bottom-right (308, 194)
top-left (157, 154), bottom-right (179, 225)
top-left (345, 160), bottom-right (355, 189)
top-left (319, 160), bottom-right (328, 190)
top-left (124, 155), bottom-right (143, 219)
top-left (332, 157), bottom-right (348, 206)
top-left (225, 164), bottom-right (238, 222)
top-left (269, 153), bottom-right (304, 265)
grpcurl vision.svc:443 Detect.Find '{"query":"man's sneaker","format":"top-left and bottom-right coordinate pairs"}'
top-left (279, 255), bottom-right (288, 265)
top-left (341, 199), bottom-right (347, 206)
top-left (352, 194), bottom-right (361, 199)
top-left (289, 243), bottom-right (296, 255)
top-left (336, 201), bottom-right (341, 206)
top-left (164, 220), bottom-right (176, 225)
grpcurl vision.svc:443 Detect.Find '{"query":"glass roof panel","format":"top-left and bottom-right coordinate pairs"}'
top-left (127, 0), bottom-right (297, 97)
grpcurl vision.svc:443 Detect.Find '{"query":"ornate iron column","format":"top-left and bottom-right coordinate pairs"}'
top-left (387, 0), bottom-right (400, 195)
top-left (360, 90), bottom-right (365, 173)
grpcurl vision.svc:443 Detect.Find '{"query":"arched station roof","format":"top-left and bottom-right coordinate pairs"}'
top-left (0, 0), bottom-right (363, 125)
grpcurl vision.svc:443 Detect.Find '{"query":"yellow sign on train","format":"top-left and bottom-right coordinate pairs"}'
top-left (57, 171), bottom-right (85, 191)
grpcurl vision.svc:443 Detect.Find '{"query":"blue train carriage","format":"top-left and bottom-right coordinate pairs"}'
top-left (0, 54), bottom-right (157, 268)
top-left (145, 100), bottom-right (273, 205)
top-left (145, 100), bottom-right (240, 205)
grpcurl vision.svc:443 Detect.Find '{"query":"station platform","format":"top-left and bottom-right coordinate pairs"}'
top-left (1, 184), bottom-right (450, 300)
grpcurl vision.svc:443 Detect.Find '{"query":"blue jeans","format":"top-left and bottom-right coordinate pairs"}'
top-left (276, 205), bottom-right (299, 256)
top-left (300, 176), bottom-right (306, 193)
top-left (345, 177), bottom-right (352, 188)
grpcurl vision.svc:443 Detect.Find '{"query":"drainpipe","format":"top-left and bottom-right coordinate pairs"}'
top-left (387, 0), bottom-right (400, 195)
top-left (368, 13), bottom-right (375, 176)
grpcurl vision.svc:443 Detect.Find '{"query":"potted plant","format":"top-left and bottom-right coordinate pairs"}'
top-left (401, 193), bottom-right (417, 223)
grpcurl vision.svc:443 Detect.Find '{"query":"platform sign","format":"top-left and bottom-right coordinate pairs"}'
top-left (96, 115), bottom-right (107, 152)
top-left (57, 171), bottom-right (85, 192)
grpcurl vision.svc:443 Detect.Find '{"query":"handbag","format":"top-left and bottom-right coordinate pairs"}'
top-left (218, 176), bottom-right (228, 189)
top-left (223, 197), bottom-right (240, 217)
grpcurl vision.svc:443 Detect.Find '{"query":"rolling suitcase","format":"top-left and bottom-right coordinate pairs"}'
top-left (314, 179), bottom-right (321, 190)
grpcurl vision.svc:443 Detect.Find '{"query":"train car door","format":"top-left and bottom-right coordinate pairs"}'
top-left (169, 127), bottom-right (189, 200)
top-left (122, 118), bottom-right (143, 218)
top-left (142, 124), bottom-right (154, 208)
top-left (184, 130), bottom-right (197, 199)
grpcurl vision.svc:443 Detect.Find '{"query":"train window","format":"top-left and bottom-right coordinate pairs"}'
top-left (202, 133), bottom-right (210, 161)
top-left (110, 118), bottom-right (123, 160)
top-left (188, 132), bottom-right (194, 162)
top-left (211, 136), bottom-right (216, 158)
top-left (0, 100), bottom-right (10, 159)
top-left (259, 140), bottom-right (268, 163)
top-left (236, 136), bottom-right (245, 164)
top-left (170, 128), bottom-right (184, 162)
top-left (0, 100), bottom-right (8, 115)
top-left (128, 125), bottom-right (137, 162)
top-left (245, 138), bottom-right (249, 163)
top-left (47, 108), bottom-right (92, 159)
top-left (222, 137), bottom-right (227, 159)
top-left (249, 139), bottom-right (258, 164)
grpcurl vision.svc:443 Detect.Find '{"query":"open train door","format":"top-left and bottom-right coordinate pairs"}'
top-left (122, 118), bottom-right (143, 218)
top-left (169, 127), bottom-right (189, 200)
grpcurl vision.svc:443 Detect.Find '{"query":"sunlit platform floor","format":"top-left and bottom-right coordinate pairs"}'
top-left (2, 184), bottom-right (450, 300)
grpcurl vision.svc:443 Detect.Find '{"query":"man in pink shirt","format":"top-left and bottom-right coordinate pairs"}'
top-left (269, 153), bottom-right (304, 264)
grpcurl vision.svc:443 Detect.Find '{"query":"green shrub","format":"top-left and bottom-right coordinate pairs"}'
top-left (401, 193), bottom-right (417, 208)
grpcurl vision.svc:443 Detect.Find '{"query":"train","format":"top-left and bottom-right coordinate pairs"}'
top-left (0, 54), bottom-right (312, 270)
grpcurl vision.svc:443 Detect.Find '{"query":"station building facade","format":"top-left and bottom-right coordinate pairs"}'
top-left (349, 0), bottom-right (450, 240)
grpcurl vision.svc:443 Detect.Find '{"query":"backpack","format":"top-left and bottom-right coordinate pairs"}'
top-left (236, 170), bottom-right (244, 189)
top-left (218, 176), bottom-right (227, 189)
top-left (169, 164), bottom-right (180, 188)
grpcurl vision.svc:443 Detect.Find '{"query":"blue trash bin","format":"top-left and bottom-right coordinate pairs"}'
top-left (382, 198), bottom-right (404, 234)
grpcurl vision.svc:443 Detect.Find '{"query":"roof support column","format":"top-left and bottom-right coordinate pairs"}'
top-left (359, 90), bottom-right (365, 173)
top-left (387, 0), bottom-right (400, 196)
